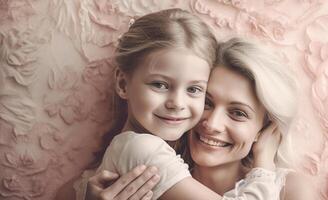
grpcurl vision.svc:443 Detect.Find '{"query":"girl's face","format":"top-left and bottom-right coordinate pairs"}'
top-left (188, 67), bottom-right (266, 167)
top-left (121, 49), bottom-right (211, 141)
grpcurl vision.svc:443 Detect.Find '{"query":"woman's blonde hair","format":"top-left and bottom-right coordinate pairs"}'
top-left (176, 37), bottom-right (298, 169)
top-left (95, 8), bottom-right (217, 167)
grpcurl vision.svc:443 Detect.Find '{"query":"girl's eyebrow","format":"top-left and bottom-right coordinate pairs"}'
top-left (147, 74), bottom-right (171, 80)
top-left (148, 74), bottom-right (208, 84)
top-left (230, 101), bottom-right (255, 113)
top-left (189, 80), bottom-right (208, 85)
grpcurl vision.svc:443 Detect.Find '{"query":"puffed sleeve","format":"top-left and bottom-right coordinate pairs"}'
top-left (98, 131), bottom-right (191, 200)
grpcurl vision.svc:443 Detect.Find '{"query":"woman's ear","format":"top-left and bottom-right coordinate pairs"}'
top-left (255, 114), bottom-right (272, 142)
top-left (115, 68), bottom-right (128, 99)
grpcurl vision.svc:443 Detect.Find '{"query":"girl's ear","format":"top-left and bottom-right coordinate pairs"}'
top-left (115, 68), bottom-right (128, 99)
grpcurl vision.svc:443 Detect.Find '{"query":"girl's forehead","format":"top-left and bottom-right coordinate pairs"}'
top-left (142, 48), bottom-right (209, 72)
top-left (129, 48), bottom-right (211, 85)
top-left (145, 48), bottom-right (198, 62)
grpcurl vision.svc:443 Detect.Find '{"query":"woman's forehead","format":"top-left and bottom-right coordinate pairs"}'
top-left (207, 67), bottom-right (264, 111)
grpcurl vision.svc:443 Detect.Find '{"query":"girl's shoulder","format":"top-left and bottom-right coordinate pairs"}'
top-left (114, 131), bottom-right (167, 148)
top-left (110, 131), bottom-right (175, 160)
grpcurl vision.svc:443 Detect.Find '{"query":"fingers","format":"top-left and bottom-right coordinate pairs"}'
top-left (86, 170), bottom-right (120, 200)
top-left (262, 122), bottom-right (278, 134)
top-left (99, 165), bottom-right (147, 199)
top-left (89, 170), bottom-right (119, 189)
top-left (140, 191), bottom-right (153, 200)
top-left (87, 165), bottom-right (160, 200)
top-left (256, 122), bottom-right (278, 141)
top-left (125, 169), bottom-right (160, 200)
top-left (273, 127), bottom-right (282, 144)
top-left (114, 166), bottom-right (160, 200)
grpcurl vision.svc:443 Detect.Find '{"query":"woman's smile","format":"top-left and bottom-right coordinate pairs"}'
top-left (194, 131), bottom-right (233, 149)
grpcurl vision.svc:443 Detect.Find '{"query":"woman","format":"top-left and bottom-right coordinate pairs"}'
top-left (80, 38), bottom-right (316, 200)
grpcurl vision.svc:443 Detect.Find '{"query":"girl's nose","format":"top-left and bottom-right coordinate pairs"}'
top-left (165, 91), bottom-right (186, 111)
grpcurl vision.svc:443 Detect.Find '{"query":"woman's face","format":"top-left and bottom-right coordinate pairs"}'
top-left (188, 66), bottom-right (266, 168)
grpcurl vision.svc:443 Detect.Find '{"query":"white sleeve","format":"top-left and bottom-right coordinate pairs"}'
top-left (100, 132), bottom-right (191, 200)
top-left (223, 168), bottom-right (290, 200)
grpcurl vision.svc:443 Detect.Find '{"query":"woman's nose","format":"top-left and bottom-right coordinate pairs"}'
top-left (202, 110), bottom-right (226, 134)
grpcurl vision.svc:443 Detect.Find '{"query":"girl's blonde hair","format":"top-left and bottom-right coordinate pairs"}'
top-left (176, 37), bottom-right (298, 169)
top-left (96, 8), bottom-right (217, 166)
top-left (116, 8), bottom-right (217, 75)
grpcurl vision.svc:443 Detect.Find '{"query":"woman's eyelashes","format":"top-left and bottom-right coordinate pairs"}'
top-left (204, 97), bottom-right (250, 121)
top-left (204, 97), bottom-right (213, 110)
top-left (228, 109), bottom-right (249, 121)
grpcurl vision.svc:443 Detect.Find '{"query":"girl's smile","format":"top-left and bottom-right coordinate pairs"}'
top-left (154, 114), bottom-right (191, 125)
top-left (119, 48), bottom-right (211, 141)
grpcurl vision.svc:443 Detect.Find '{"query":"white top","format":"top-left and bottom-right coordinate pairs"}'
top-left (74, 131), bottom-right (290, 200)
top-left (224, 167), bottom-right (291, 200)
top-left (75, 131), bottom-right (191, 200)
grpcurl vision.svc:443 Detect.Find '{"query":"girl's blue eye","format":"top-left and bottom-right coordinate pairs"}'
top-left (150, 81), bottom-right (168, 90)
top-left (187, 87), bottom-right (199, 93)
top-left (187, 86), bottom-right (204, 96)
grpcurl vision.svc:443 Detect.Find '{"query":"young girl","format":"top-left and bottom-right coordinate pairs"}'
top-left (76, 9), bottom-right (283, 200)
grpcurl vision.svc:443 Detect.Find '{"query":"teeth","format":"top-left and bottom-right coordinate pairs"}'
top-left (199, 136), bottom-right (229, 147)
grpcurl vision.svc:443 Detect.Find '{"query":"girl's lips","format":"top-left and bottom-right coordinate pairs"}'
top-left (154, 114), bottom-right (189, 124)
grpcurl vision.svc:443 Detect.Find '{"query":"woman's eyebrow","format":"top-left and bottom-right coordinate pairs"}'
top-left (230, 101), bottom-right (255, 113)
top-left (205, 92), bottom-right (212, 98)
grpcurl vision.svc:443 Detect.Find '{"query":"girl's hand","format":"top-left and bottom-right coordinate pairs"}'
top-left (252, 122), bottom-right (281, 171)
top-left (86, 165), bottom-right (160, 200)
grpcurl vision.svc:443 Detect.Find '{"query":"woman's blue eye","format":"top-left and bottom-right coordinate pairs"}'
top-left (204, 98), bottom-right (213, 110)
top-left (230, 110), bottom-right (248, 120)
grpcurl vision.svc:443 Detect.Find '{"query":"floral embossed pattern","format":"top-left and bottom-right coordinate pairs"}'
top-left (0, 0), bottom-right (327, 199)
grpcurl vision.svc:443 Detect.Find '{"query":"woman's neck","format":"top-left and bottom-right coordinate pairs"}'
top-left (192, 161), bottom-right (248, 195)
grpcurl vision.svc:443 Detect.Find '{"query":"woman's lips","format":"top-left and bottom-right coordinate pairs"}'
top-left (195, 132), bottom-right (232, 148)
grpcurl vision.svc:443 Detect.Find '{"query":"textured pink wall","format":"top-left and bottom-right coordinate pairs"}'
top-left (0, 0), bottom-right (327, 199)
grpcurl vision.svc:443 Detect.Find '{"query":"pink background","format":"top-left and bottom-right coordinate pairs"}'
top-left (0, 0), bottom-right (327, 199)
